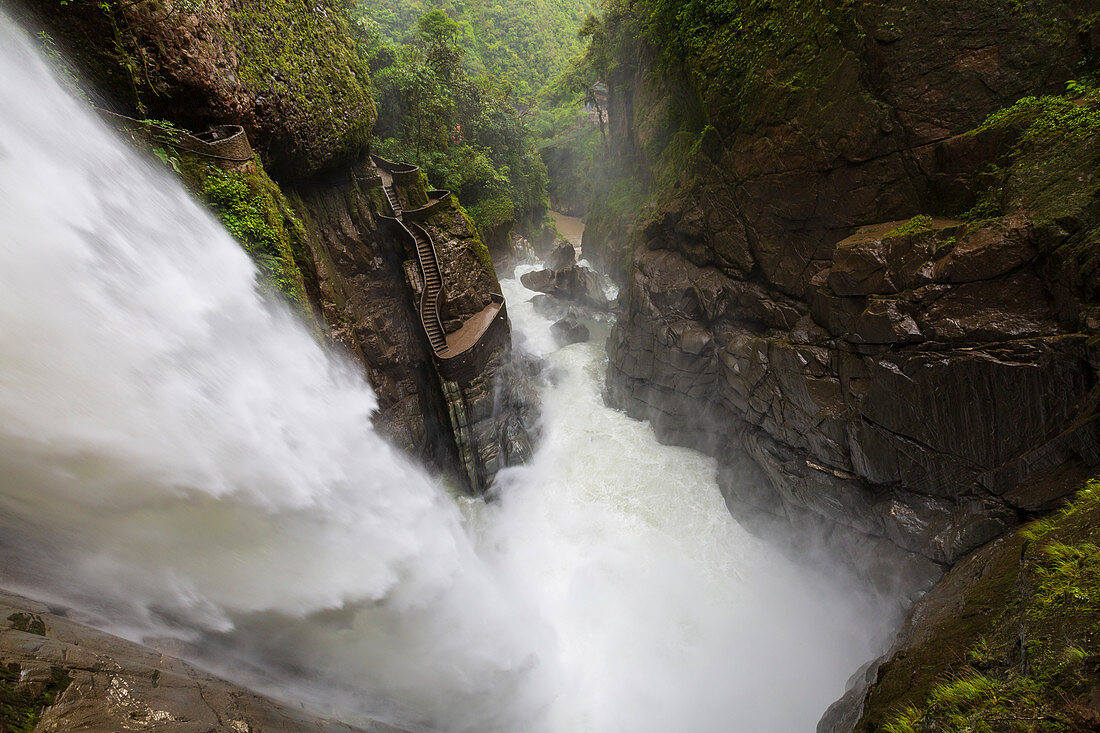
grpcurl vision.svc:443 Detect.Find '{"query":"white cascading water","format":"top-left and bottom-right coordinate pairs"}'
top-left (0, 13), bottom-right (898, 732)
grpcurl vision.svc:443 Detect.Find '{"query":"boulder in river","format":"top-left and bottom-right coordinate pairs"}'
top-left (547, 241), bottom-right (577, 270)
top-left (551, 312), bottom-right (591, 347)
top-left (521, 265), bottom-right (609, 310)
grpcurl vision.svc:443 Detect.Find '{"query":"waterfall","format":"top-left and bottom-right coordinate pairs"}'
top-left (0, 13), bottom-right (897, 732)
top-left (0, 14), bottom-right (551, 731)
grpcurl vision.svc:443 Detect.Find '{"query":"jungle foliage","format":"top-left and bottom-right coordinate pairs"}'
top-left (355, 0), bottom-right (597, 233)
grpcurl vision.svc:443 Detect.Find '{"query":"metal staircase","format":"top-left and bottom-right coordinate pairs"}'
top-left (381, 181), bottom-right (448, 353)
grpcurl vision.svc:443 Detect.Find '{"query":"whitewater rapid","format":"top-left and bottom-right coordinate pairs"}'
top-left (0, 14), bottom-right (896, 732)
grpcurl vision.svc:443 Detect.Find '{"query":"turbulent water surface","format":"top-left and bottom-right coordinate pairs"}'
top-left (0, 15), bottom-right (897, 733)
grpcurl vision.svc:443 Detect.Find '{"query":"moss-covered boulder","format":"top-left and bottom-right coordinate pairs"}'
top-left (843, 477), bottom-right (1100, 732)
top-left (22, 0), bottom-right (376, 177)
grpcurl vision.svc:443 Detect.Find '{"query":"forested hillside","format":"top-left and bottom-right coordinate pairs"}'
top-left (354, 0), bottom-right (596, 236)
top-left (358, 0), bottom-right (594, 102)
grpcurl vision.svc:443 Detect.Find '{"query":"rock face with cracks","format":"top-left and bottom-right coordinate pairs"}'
top-left (593, 0), bottom-right (1100, 595)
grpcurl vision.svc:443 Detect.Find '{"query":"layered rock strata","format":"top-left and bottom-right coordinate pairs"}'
top-left (594, 1), bottom-right (1100, 592)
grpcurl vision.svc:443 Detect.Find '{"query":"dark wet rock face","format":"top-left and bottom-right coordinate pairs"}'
top-left (607, 218), bottom-right (1100, 593)
top-left (285, 168), bottom-right (460, 474)
top-left (593, 0), bottom-right (1100, 595)
top-left (551, 312), bottom-right (591, 347)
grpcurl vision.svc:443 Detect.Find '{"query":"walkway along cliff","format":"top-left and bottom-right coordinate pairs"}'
top-left (372, 154), bottom-right (521, 489)
top-left (373, 155), bottom-right (510, 384)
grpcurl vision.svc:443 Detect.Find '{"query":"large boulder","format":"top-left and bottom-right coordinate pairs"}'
top-left (547, 241), bottom-right (577, 270)
top-left (22, 0), bottom-right (376, 177)
top-left (521, 265), bottom-right (609, 309)
top-left (551, 311), bottom-right (591, 347)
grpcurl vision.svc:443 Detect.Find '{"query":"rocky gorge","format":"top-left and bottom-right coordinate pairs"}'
top-left (577, 0), bottom-right (1100, 726)
top-left (3, 0), bottom-right (1100, 729)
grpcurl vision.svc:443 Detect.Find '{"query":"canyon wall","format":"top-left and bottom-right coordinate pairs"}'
top-left (590, 0), bottom-right (1100, 593)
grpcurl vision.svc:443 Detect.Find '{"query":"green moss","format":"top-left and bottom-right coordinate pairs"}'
top-left (960, 83), bottom-right (1100, 294)
top-left (968, 85), bottom-right (1100, 225)
top-left (366, 185), bottom-right (390, 218)
top-left (456, 200), bottom-right (499, 279)
top-left (467, 195), bottom-right (516, 234)
top-left (865, 479), bottom-right (1100, 732)
top-left (636, 0), bottom-right (859, 133)
top-left (46, 0), bottom-right (374, 173)
top-left (0, 663), bottom-right (71, 733)
top-left (884, 215), bottom-right (935, 238)
top-left (6, 614), bottom-right (45, 637)
top-left (173, 154), bottom-right (314, 311)
top-left (217, 0), bottom-right (376, 169)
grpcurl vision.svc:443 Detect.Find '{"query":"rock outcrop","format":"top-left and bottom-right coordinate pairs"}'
top-left (547, 241), bottom-right (577, 270)
top-left (592, 0), bottom-right (1100, 593)
top-left (820, 478), bottom-right (1100, 731)
top-left (20, 0), bottom-right (375, 177)
top-left (521, 265), bottom-right (609, 310)
top-left (0, 589), bottom-right (409, 732)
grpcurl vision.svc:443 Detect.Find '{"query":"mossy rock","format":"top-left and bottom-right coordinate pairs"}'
top-left (0, 662), bottom-right (71, 733)
top-left (857, 477), bottom-right (1100, 732)
top-left (965, 84), bottom-right (1100, 297)
top-left (172, 150), bottom-right (320, 315)
top-left (26, 0), bottom-right (375, 177)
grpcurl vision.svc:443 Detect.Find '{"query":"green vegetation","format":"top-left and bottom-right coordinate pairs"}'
top-left (958, 80), bottom-right (1100, 295)
top-left (172, 152), bottom-right (316, 311)
top-left (361, 5), bottom-right (553, 234)
top-left (862, 479), bottom-right (1100, 732)
top-left (968, 81), bottom-right (1100, 223)
top-left (221, 0), bottom-right (377, 169)
top-left (457, 200), bottom-right (498, 276)
top-left (0, 663), bottom-right (71, 733)
top-left (42, 0), bottom-right (375, 174)
top-left (884, 215), bottom-right (935, 238)
top-left (354, 0), bottom-right (613, 234)
top-left (355, 0), bottom-right (595, 104)
top-left (629, 0), bottom-right (856, 132)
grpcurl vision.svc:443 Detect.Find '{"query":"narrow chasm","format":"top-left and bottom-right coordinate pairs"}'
top-left (2, 0), bottom-right (1099, 731)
